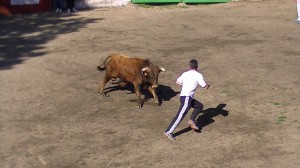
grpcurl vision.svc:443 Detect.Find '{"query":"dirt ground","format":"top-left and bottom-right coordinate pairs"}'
top-left (1, 0), bottom-right (300, 167)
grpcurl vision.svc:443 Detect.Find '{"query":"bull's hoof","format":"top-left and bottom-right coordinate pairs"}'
top-left (100, 93), bottom-right (109, 97)
top-left (138, 102), bottom-right (143, 109)
top-left (155, 100), bottom-right (161, 106)
top-left (136, 104), bottom-right (142, 109)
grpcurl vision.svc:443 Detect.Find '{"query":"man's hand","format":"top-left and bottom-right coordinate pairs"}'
top-left (204, 84), bottom-right (210, 89)
top-left (176, 81), bottom-right (183, 85)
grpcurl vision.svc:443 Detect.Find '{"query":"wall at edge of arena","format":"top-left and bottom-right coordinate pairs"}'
top-left (75, 0), bottom-right (131, 8)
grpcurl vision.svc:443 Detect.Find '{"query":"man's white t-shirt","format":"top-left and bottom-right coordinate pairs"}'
top-left (176, 70), bottom-right (207, 98)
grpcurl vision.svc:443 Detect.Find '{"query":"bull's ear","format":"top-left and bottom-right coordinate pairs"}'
top-left (159, 67), bottom-right (165, 73)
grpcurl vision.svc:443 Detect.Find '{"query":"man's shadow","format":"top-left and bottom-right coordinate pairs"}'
top-left (104, 83), bottom-right (179, 105)
top-left (173, 104), bottom-right (229, 137)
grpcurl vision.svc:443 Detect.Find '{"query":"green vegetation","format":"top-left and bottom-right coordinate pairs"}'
top-left (270, 101), bottom-right (289, 107)
top-left (221, 89), bottom-right (230, 94)
top-left (276, 114), bottom-right (287, 124)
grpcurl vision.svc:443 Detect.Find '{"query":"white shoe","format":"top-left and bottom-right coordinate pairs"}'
top-left (294, 19), bottom-right (300, 22)
top-left (72, 8), bottom-right (78, 12)
top-left (188, 119), bottom-right (199, 130)
top-left (164, 132), bottom-right (176, 140)
top-left (67, 8), bottom-right (71, 14)
top-left (56, 8), bottom-right (62, 13)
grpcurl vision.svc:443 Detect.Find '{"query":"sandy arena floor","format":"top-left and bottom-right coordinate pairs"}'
top-left (1, 0), bottom-right (300, 167)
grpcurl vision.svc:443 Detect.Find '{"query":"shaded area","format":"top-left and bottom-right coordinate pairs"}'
top-left (174, 104), bottom-right (228, 137)
top-left (0, 13), bottom-right (103, 70)
top-left (103, 81), bottom-right (135, 95)
top-left (104, 83), bottom-right (179, 105)
top-left (156, 85), bottom-right (180, 103)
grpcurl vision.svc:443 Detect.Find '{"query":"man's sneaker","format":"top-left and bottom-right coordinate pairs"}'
top-left (72, 8), bottom-right (78, 12)
top-left (164, 132), bottom-right (176, 140)
top-left (67, 8), bottom-right (71, 14)
top-left (56, 8), bottom-right (62, 13)
top-left (188, 120), bottom-right (199, 130)
top-left (294, 19), bottom-right (300, 22)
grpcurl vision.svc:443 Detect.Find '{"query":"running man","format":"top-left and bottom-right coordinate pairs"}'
top-left (164, 59), bottom-right (210, 140)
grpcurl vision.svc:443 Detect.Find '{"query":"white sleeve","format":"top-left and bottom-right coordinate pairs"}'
top-left (197, 74), bottom-right (207, 88)
top-left (176, 74), bottom-right (184, 85)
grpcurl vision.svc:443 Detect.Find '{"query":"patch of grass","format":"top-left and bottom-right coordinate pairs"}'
top-left (273, 102), bottom-right (281, 106)
top-left (270, 101), bottom-right (289, 107)
top-left (221, 89), bottom-right (235, 96)
top-left (276, 114), bottom-right (287, 124)
top-left (221, 90), bottom-right (230, 94)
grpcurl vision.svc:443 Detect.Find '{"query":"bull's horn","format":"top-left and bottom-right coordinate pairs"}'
top-left (141, 67), bottom-right (148, 72)
top-left (159, 67), bottom-right (165, 72)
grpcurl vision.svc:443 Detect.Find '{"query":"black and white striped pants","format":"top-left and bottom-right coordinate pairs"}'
top-left (165, 96), bottom-right (203, 134)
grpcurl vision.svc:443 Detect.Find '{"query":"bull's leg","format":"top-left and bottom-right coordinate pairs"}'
top-left (98, 74), bottom-right (110, 97)
top-left (111, 77), bottom-right (120, 84)
top-left (148, 86), bottom-right (159, 105)
top-left (133, 83), bottom-right (142, 108)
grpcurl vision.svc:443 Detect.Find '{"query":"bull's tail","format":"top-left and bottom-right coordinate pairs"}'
top-left (97, 55), bottom-right (112, 71)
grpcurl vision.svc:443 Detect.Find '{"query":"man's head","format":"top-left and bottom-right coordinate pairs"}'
top-left (189, 59), bottom-right (198, 70)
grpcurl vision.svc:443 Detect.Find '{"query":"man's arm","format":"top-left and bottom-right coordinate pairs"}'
top-left (176, 74), bottom-right (184, 85)
top-left (197, 74), bottom-right (209, 89)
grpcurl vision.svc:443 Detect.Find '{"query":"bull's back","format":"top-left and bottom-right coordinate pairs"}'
top-left (107, 54), bottom-right (145, 82)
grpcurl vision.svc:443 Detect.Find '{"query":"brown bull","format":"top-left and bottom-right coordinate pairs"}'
top-left (97, 54), bottom-right (165, 108)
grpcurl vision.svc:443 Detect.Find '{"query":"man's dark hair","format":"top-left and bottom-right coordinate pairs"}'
top-left (189, 59), bottom-right (198, 69)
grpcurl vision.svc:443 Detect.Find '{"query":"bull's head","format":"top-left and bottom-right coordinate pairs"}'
top-left (141, 66), bottom-right (165, 88)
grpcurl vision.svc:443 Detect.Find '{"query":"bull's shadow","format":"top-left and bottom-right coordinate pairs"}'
top-left (173, 104), bottom-right (229, 137)
top-left (155, 85), bottom-right (180, 104)
top-left (104, 83), bottom-right (179, 105)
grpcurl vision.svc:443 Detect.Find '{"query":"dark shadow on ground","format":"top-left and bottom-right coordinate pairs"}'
top-left (173, 104), bottom-right (229, 137)
top-left (104, 83), bottom-right (179, 105)
top-left (104, 82), bottom-right (135, 95)
top-left (0, 12), bottom-right (103, 70)
top-left (156, 85), bottom-right (180, 103)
